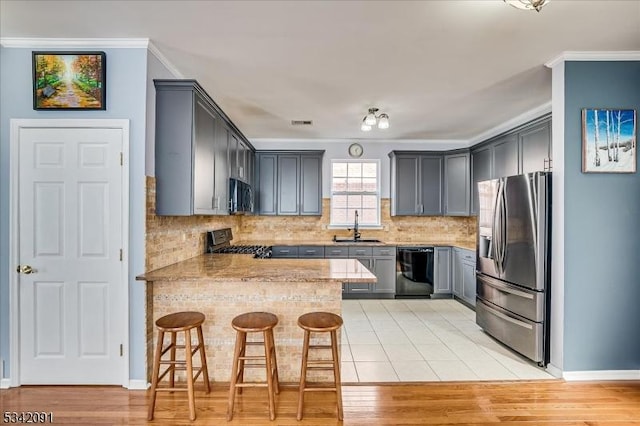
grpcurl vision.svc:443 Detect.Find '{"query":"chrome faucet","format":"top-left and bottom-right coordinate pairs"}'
top-left (352, 210), bottom-right (361, 241)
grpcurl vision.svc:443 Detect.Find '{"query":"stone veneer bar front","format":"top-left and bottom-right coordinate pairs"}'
top-left (137, 254), bottom-right (375, 384)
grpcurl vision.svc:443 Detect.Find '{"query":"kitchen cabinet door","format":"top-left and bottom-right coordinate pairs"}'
top-left (520, 120), bottom-right (551, 174)
top-left (372, 256), bottom-right (396, 295)
top-left (420, 156), bottom-right (443, 215)
top-left (434, 247), bottom-right (451, 294)
top-left (452, 248), bottom-right (463, 297)
top-left (277, 155), bottom-right (300, 215)
top-left (300, 154), bottom-right (322, 215)
top-left (213, 120), bottom-right (229, 214)
top-left (392, 155), bottom-right (420, 215)
top-left (492, 134), bottom-right (519, 178)
top-left (462, 260), bottom-right (476, 307)
top-left (471, 145), bottom-right (492, 216)
top-left (256, 153), bottom-right (277, 215)
top-left (444, 152), bottom-right (470, 216)
top-left (192, 97), bottom-right (217, 214)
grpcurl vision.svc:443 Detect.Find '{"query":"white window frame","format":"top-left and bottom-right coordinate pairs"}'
top-left (329, 158), bottom-right (381, 228)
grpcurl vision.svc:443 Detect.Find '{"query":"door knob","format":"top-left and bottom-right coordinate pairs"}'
top-left (16, 265), bottom-right (34, 274)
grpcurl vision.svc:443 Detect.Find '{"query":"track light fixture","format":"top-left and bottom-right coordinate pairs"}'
top-left (360, 107), bottom-right (390, 132)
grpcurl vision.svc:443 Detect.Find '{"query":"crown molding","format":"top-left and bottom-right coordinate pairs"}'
top-left (147, 41), bottom-right (184, 79)
top-left (467, 101), bottom-right (552, 146)
top-left (545, 51), bottom-right (640, 68)
top-left (0, 37), bottom-right (150, 48)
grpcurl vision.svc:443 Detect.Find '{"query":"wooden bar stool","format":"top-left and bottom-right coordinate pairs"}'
top-left (297, 311), bottom-right (344, 421)
top-left (227, 312), bottom-right (280, 421)
top-left (148, 311), bottom-right (210, 421)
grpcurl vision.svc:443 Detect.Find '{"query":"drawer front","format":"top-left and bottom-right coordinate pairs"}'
top-left (348, 282), bottom-right (373, 292)
top-left (271, 245), bottom-right (299, 258)
top-left (476, 299), bottom-right (543, 363)
top-left (298, 245), bottom-right (325, 258)
top-left (461, 248), bottom-right (475, 262)
top-left (348, 246), bottom-right (373, 257)
top-left (372, 246), bottom-right (395, 257)
top-left (477, 273), bottom-right (544, 322)
top-left (324, 246), bottom-right (349, 258)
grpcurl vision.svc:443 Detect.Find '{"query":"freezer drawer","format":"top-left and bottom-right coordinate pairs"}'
top-left (476, 299), bottom-right (544, 363)
top-left (476, 273), bottom-right (544, 322)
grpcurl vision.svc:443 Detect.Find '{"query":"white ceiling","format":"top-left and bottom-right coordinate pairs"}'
top-left (1, 1), bottom-right (639, 142)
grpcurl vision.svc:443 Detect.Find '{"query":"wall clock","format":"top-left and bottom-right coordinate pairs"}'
top-left (348, 143), bottom-right (363, 158)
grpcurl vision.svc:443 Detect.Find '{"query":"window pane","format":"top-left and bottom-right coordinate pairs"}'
top-left (333, 162), bottom-right (347, 177)
top-left (347, 178), bottom-right (362, 192)
top-left (332, 194), bottom-right (347, 208)
top-left (332, 208), bottom-right (347, 224)
top-left (361, 209), bottom-right (377, 224)
top-left (362, 178), bottom-right (377, 192)
top-left (362, 195), bottom-right (377, 208)
top-left (347, 195), bottom-right (362, 209)
top-left (347, 162), bottom-right (361, 177)
top-left (332, 177), bottom-right (347, 192)
top-left (362, 162), bottom-right (377, 177)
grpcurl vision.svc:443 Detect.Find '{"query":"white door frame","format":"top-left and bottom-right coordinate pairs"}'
top-left (9, 118), bottom-right (130, 387)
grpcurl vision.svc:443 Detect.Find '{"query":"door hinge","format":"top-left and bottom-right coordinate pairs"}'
top-left (119, 249), bottom-right (123, 261)
top-left (120, 344), bottom-right (123, 357)
top-left (120, 152), bottom-right (123, 166)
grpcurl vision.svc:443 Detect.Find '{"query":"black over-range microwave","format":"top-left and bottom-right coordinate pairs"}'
top-left (229, 177), bottom-right (253, 214)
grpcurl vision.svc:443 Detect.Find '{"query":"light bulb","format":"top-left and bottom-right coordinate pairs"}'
top-left (364, 112), bottom-right (377, 126)
top-left (361, 121), bottom-right (372, 132)
top-left (377, 114), bottom-right (389, 129)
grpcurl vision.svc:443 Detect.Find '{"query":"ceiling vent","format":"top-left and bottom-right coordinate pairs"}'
top-left (291, 120), bottom-right (313, 126)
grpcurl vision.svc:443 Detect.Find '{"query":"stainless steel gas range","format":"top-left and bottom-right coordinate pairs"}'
top-left (206, 228), bottom-right (272, 258)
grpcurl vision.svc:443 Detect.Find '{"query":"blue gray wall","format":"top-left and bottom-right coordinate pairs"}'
top-left (563, 61), bottom-right (640, 371)
top-left (0, 46), bottom-right (150, 381)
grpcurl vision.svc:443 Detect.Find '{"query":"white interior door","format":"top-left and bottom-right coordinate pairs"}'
top-left (17, 125), bottom-right (126, 384)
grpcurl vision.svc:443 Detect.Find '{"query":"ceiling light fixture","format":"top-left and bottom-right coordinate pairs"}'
top-left (503, 0), bottom-right (550, 12)
top-left (360, 107), bottom-right (390, 132)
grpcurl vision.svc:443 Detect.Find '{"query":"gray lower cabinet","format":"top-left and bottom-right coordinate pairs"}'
top-left (444, 152), bottom-right (470, 216)
top-left (271, 245), bottom-right (299, 258)
top-left (255, 151), bottom-right (324, 216)
top-left (433, 247), bottom-right (451, 295)
top-left (453, 247), bottom-right (476, 307)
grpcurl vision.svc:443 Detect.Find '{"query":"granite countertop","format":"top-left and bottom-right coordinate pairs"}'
top-left (235, 239), bottom-right (476, 251)
top-left (137, 254), bottom-right (377, 283)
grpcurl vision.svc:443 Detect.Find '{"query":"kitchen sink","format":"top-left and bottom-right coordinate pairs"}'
top-left (333, 237), bottom-right (382, 243)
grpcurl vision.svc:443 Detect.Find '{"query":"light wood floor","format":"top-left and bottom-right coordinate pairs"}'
top-left (2, 381), bottom-right (640, 425)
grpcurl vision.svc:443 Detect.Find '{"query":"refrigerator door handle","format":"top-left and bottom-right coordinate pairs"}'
top-left (491, 180), bottom-right (502, 274)
top-left (477, 273), bottom-right (534, 300)
top-left (498, 179), bottom-right (508, 273)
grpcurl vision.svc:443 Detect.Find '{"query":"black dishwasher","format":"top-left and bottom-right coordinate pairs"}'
top-left (395, 246), bottom-right (434, 298)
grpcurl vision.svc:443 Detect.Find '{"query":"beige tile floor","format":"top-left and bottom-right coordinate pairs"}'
top-left (340, 299), bottom-right (555, 382)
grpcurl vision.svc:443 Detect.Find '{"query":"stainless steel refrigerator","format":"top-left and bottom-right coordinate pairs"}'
top-left (475, 172), bottom-right (551, 366)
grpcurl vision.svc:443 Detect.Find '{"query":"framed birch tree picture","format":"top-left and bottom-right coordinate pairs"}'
top-left (582, 108), bottom-right (636, 173)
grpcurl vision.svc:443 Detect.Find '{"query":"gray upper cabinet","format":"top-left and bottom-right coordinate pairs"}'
top-left (229, 135), bottom-right (251, 182)
top-left (256, 151), bottom-right (324, 216)
top-left (520, 120), bottom-right (551, 174)
top-left (155, 80), bottom-right (224, 216)
top-left (492, 134), bottom-right (519, 178)
top-left (277, 154), bottom-right (300, 215)
top-left (470, 145), bottom-right (492, 216)
top-left (443, 152), bottom-right (470, 216)
top-left (154, 79), bottom-right (254, 216)
top-left (390, 152), bottom-right (443, 216)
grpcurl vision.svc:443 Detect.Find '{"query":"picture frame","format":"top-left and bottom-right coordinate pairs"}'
top-left (582, 108), bottom-right (636, 173)
top-left (32, 51), bottom-right (106, 110)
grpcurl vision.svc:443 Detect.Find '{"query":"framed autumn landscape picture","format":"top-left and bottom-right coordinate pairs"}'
top-left (33, 51), bottom-right (106, 110)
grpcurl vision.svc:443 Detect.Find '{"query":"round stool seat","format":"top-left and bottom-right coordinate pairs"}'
top-left (232, 312), bottom-right (278, 332)
top-left (298, 312), bottom-right (343, 332)
top-left (156, 311), bottom-right (205, 332)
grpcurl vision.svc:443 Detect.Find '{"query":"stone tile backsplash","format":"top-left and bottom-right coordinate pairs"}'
top-left (145, 177), bottom-right (477, 270)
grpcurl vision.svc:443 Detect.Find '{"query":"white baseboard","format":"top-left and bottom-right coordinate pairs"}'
top-left (545, 363), bottom-right (563, 378)
top-left (127, 379), bottom-right (150, 390)
top-left (563, 370), bottom-right (640, 381)
top-left (1, 378), bottom-right (11, 389)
